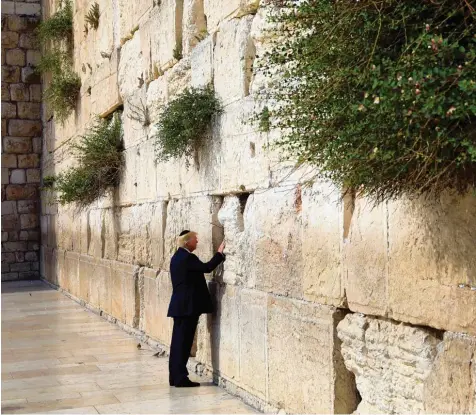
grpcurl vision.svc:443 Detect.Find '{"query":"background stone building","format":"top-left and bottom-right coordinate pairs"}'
top-left (2, 0), bottom-right (42, 282)
top-left (2, 0), bottom-right (476, 413)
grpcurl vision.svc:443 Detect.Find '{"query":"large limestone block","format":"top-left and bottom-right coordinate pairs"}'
top-left (423, 332), bottom-right (476, 413)
top-left (267, 296), bottom-right (353, 413)
top-left (115, 147), bottom-right (137, 206)
top-left (111, 261), bottom-right (139, 326)
top-left (163, 196), bottom-right (215, 270)
top-left (196, 284), bottom-right (240, 380)
top-left (142, 270), bottom-right (174, 345)
top-left (118, 0), bottom-right (153, 41)
top-left (344, 197), bottom-right (388, 315)
top-left (387, 193), bottom-right (476, 335)
top-left (91, 72), bottom-right (122, 118)
top-left (165, 55), bottom-right (191, 99)
top-left (213, 16), bottom-right (255, 105)
top-left (338, 313), bottom-right (476, 414)
top-left (216, 97), bottom-right (269, 192)
top-left (239, 289), bottom-right (267, 398)
top-left (116, 207), bottom-right (135, 263)
top-left (154, 0), bottom-right (184, 68)
top-left (146, 75), bottom-right (168, 123)
top-left (133, 203), bottom-right (153, 267)
top-left (204, 0), bottom-right (259, 31)
top-left (182, 0), bottom-right (207, 56)
top-left (122, 87), bottom-right (149, 149)
top-left (217, 195), bottom-right (256, 286)
top-left (250, 187), bottom-right (302, 298)
top-left (190, 33), bottom-right (215, 87)
top-left (103, 208), bottom-right (118, 260)
top-left (302, 182), bottom-right (344, 307)
top-left (88, 257), bottom-right (113, 315)
top-left (88, 209), bottom-right (103, 258)
top-left (117, 34), bottom-right (144, 100)
top-left (136, 140), bottom-right (157, 203)
top-left (79, 254), bottom-right (94, 303)
top-left (149, 202), bottom-right (167, 269)
top-left (64, 252), bottom-right (80, 298)
top-left (43, 247), bottom-right (58, 285)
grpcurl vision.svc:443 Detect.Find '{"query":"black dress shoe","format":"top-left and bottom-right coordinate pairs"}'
top-left (175, 378), bottom-right (200, 387)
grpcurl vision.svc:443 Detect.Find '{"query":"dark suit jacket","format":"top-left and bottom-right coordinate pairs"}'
top-left (167, 247), bottom-right (225, 317)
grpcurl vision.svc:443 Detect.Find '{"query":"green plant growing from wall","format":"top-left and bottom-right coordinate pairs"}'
top-left (85, 2), bottom-right (100, 31)
top-left (47, 114), bottom-right (124, 207)
top-left (37, 0), bottom-right (81, 125)
top-left (36, 0), bottom-right (73, 45)
top-left (258, 0), bottom-right (476, 203)
top-left (153, 86), bottom-right (221, 166)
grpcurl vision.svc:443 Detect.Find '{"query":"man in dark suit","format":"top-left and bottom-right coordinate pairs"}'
top-left (167, 230), bottom-right (226, 388)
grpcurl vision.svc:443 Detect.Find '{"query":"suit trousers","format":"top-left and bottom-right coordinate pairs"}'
top-left (169, 315), bottom-right (199, 384)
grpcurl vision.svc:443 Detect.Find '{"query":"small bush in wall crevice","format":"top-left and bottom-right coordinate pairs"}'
top-left (85, 2), bottom-right (100, 31)
top-left (153, 86), bottom-right (222, 166)
top-left (46, 114), bottom-right (124, 208)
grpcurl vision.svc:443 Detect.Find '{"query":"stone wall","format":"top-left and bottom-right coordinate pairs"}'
top-left (1, 0), bottom-right (42, 282)
top-left (36, 0), bottom-right (476, 413)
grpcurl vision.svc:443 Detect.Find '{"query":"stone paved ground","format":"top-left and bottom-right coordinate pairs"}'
top-left (1, 280), bottom-right (257, 414)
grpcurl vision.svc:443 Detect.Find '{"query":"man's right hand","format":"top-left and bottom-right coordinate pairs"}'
top-left (218, 240), bottom-right (226, 254)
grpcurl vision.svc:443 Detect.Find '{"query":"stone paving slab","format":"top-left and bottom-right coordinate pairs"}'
top-left (1, 280), bottom-right (257, 414)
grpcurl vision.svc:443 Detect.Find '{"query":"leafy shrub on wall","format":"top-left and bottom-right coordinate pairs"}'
top-left (36, 0), bottom-right (81, 124)
top-left (153, 86), bottom-right (222, 166)
top-left (259, 0), bottom-right (476, 203)
top-left (44, 114), bottom-right (124, 207)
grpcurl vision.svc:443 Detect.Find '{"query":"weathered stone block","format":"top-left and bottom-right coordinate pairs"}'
top-left (2, 272), bottom-right (19, 281)
top-left (2, 154), bottom-right (17, 168)
top-left (87, 209), bottom-right (103, 258)
top-left (10, 83), bottom-right (29, 101)
top-left (10, 262), bottom-right (31, 272)
top-left (141, 270), bottom-right (174, 345)
top-left (1, 168), bottom-right (9, 185)
top-left (7, 15), bottom-right (39, 32)
top-left (2, 1), bottom-right (15, 14)
top-left (3, 136), bottom-right (32, 153)
top-left (182, 0), bottom-right (207, 56)
top-left (423, 332), bottom-right (476, 413)
top-left (2, 253), bottom-right (16, 263)
top-left (15, 251), bottom-right (24, 262)
top-left (204, 0), bottom-right (259, 31)
top-left (8, 120), bottom-right (41, 137)
top-left (3, 241), bottom-right (28, 252)
top-left (18, 154), bottom-right (39, 168)
top-left (268, 296), bottom-right (353, 413)
top-left (24, 251), bottom-right (38, 262)
top-left (239, 289), bottom-right (267, 397)
top-left (20, 213), bottom-right (38, 229)
top-left (196, 284), bottom-right (240, 380)
top-left (17, 200), bottom-right (38, 213)
top-left (32, 137), bottom-right (41, 153)
top-left (2, 214), bottom-right (19, 231)
top-left (191, 33), bottom-right (215, 87)
top-left (10, 169), bottom-right (26, 184)
top-left (110, 261), bottom-right (138, 326)
top-left (213, 16), bottom-right (255, 105)
top-left (1, 84), bottom-right (10, 101)
top-left (2, 66), bottom-right (21, 83)
top-left (146, 75), bottom-right (168, 122)
top-left (6, 184), bottom-right (37, 200)
top-left (2, 102), bottom-right (17, 119)
top-left (2, 32), bottom-right (19, 49)
top-left (6, 49), bottom-right (26, 66)
top-left (117, 35), bottom-right (144, 100)
top-left (387, 193), bottom-right (476, 335)
top-left (17, 102), bottom-right (41, 119)
top-left (29, 84), bottom-right (41, 102)
top-left (2, 201), bottom-right (17, 215)
top-left (19, 34), bottom-right (38, 49)
top-left (301, 182), bottom-right (344, 307)
top-left (135, 140), bottom-right (157, 203)
top-left (26, 168), bottom-right (40, 183)
top-left (343, 198), bottom-right (388, 316)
